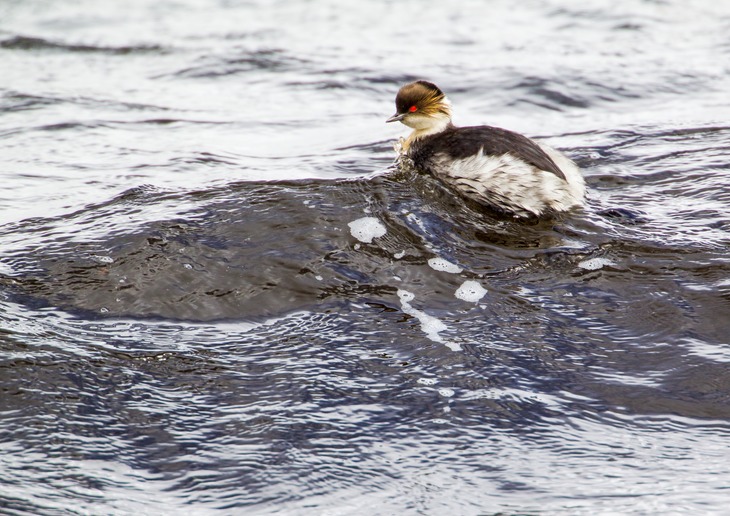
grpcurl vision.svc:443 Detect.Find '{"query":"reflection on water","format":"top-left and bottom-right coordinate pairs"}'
top-left (1, 0), bottom-right (730, 513)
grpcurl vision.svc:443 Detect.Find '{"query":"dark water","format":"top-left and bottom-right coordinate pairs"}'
top-left (2, 0), bottom-right (730, 513)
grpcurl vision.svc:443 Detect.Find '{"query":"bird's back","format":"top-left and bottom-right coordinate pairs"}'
top-left (407, 125), bottom-right (584, 217)
top-left (410, 125), bottom-right (566, 181)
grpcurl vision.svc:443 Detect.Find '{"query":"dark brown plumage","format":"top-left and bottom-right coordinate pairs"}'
top-left (409, 125), bottom-right (567, 181)
top-left (393, 80), bottom-right (449, 118)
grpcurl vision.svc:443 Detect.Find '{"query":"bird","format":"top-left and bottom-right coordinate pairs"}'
top-left (386, 80), bottom-right (586, 218)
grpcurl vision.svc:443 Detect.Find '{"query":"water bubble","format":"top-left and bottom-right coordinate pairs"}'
top-left (454, 280), bottom-right (487, 303)
top-left (428, 257), bottom-right (463, 273)
top-left (348, 217), bottom-right (387, 243)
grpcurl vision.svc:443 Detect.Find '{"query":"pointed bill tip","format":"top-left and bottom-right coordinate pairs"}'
top-left (386, 113), bottom-right (404, 123)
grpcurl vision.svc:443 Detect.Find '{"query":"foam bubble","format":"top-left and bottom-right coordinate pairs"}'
top-left (398, 289), bottom-right (415, 303)
top-left (397, 289), bottom-right (461, 351)
top-left (455, 280), bottom-right (487, 303)
top-left (427, 257), bottom-right (463, 274)
top-left (578, 257), bottom-right (615, 270)
top-left (348, 217), bottom-right (387, 243)
top-left (90, 255), bottom-right (114, 264)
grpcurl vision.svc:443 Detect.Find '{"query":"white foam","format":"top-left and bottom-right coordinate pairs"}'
top-left (348, 217), bottom-right (387, 243)
top-left (438, 388), bottom-right (455, 398)
top-left (90, 255), bottom-right (114, 264)
top-left (397, 289), bottom-right (461, 351)
top-left (397, 289), bottom-right (416, 304)
top-left (578, 257), bottom-right (615, 270)
top-left (454, 280), bottom-right (487, 303)
top-left (405, 212), bottom-right (430, 236)
top-left (427, 257), bottom-right (463, 274)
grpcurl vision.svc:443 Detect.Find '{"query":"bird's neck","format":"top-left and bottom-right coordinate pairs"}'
top-left (402, 115), bottom-right (453, 153)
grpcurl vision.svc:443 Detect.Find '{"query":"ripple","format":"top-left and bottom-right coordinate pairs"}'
top-left (0, 35), bottom-right (166, 54)
top-left (169, 48), bottom-right (307, 79)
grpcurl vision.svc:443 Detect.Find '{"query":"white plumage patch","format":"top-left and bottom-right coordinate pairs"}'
top-left (538, 143), bottom-right (586, 202)
top-left (429, 146), bottom-right (585, 217)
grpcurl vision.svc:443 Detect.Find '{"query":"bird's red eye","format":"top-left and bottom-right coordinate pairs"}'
top-left (409, 105), bottom-right (418, 112)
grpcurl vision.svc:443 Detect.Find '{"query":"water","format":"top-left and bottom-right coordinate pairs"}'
top-left (1, 0), bottom-right (730, 513)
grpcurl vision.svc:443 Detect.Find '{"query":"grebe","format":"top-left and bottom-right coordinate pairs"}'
top-left (387, 80), bottom-right (585, 218)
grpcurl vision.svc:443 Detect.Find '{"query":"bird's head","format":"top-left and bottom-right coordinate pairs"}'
top-left (386, 80), bottom-right (452, 133)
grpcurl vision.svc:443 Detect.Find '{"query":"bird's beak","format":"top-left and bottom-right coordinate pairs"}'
top-left (386, 112), bottom-right (405, 123)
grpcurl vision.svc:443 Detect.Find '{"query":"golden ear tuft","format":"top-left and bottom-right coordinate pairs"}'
top-left (395, 81), bottom-right (447, 115)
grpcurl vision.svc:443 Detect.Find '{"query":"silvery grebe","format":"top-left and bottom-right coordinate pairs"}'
top-left (387, 80), bottom-right (586, 217)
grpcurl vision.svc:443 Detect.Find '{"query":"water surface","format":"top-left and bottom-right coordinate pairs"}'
top-left (1, 0), bottom-right (730, 514)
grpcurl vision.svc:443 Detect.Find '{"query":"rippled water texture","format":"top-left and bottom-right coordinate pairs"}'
top-left (2, 0), bottom-right (730, 513)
